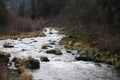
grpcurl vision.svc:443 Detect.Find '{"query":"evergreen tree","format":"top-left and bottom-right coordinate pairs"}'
top-left (30, 0), bottom-right (36, 19)
top-left (0, 0), bottom-right (8, 25)
top-left (19, 0), bottom-right (25, 17)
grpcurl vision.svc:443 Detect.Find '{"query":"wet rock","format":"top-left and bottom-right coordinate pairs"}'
top-left (88, 49), bottom-right (96, 60)
top-left (67, 50), bottom-right (72, 53)
top-left (7, 61), bottom-right (12, 67)
top-left (75, 50), bottom-right (89, 61)
top-left (33, 40), bottom-right (37, 42)
top-left (24, 59), bottom-right (40, 69)
top-left (115, 61), bottom-right (120, 70)
top-left (40, 56), bottom-right (50, 62)
top-left (49, 41), bottom-right (56, 45)
top-left (95, 63), bottom-right (102, 67)
top-left (72, 53), bottom-right (75, 55)
top-left (46, 49), bottom-right (62, 55)
top-left (18, 38), bottom-right (22, 41)
top-left (46, 50), bottom-right (56, 54)
top-left (12, 37), bottom-right (18, 40)
top-left (49, 32), bottom-right (53, 34)
top-left (41, 32), bottom-right (46, 37)
top-left (94, 54), bottom-right (102, 62)
top-left (0, 52), bottom-right (10, 65)
top-left (14, 58), bottom-right (21, 68)
top-left (42, 44), bottom-right (52, 49)
top-left (22, 49), bottom-right (26, 51)
top-left (3, 43), bottom-right (14, 48)
top-left (12, 57), bottom-right (18, 62)
top-left (6, 53), bottom-right (11, 57)
top-left (106, 61), bottom-right (113, 65)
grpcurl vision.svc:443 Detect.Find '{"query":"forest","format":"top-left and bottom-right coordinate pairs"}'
top-left (1, 0), bottom-right (120, 56)
top-left (0, 0), bottom-right (120, 80)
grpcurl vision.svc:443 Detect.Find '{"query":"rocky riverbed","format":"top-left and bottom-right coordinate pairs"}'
top-left (0, 28), bottom-right (120, 80)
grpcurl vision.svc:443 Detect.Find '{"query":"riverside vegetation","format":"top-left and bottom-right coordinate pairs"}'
top-left (0, 28), bottom-right (120, 80)
top-left (0, 0), bottom-right (120, 79)
top-left (59, 30), bottom-right (120, 70)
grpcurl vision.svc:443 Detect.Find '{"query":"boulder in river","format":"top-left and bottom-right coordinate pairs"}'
top-left (42, 44), bottom-right (52, 49)
top-left (40, 56), bottom-right (50, 62)
top-left (0, 52), bottom-right (10, 65)
top-left (24, 59), bottom-right (40, 69)
top-left (14, 58), bottom-right (21, 68)
top-left (67, 50), bottom-right (72, 53)
top-left (75, 50), bottom-right (89, 61)
top-left (3, 43), bottom-right (14, 48)
top-left (49, 41), bottom-right (56, 45)
top-left (46, 49), bottom-right (62, 55)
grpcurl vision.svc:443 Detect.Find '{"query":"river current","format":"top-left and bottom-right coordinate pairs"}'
top-left (0, 28), bottom-right (119, 80)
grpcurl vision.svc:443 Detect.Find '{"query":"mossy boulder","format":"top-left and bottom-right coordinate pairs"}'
top-left (46, 49), bottom-right (62, 55)
top-left (115, 61), bottom-right (120, 70)
top-left (14, 58), bottom-right (21, 68)
top-left (24, 59), bottom-right (40, 69)
top-left (75, 50), bottom-right (89, 61)
top-left (75, 49), bottom-right (103, 62)
top-left (0, 52), bottom-right (10, 65)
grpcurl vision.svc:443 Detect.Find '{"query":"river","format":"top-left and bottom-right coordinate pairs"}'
top-left (0, 28), bottom-right (120, 80)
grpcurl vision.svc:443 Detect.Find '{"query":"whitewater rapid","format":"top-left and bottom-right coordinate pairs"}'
top-left (0, 28), bottom-right (119, 80)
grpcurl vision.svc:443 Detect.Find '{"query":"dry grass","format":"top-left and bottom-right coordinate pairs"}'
top-left (20, 71), bottom-right (33, 80)
top-left (28, 56), bottom-right (33, 60)
top-left (19, 57), bottom-right (34, 80)
top-left (18, 66), bottom-right (26, 73)
top-left (0, 51), bottom-right (8, 80)
top-left (0, 30), bottom-right (43, 40)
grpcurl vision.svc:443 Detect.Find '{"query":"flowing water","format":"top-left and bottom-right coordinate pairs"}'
top-left (0, 28), bottom-right (120, 80)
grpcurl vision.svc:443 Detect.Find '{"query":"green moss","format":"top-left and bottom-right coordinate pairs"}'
top-left (8, 69), bottom-right (20, 80)
top-left (115, 61), bottom-right (120, 69)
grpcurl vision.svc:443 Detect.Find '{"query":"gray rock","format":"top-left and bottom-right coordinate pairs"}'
top-left (40, 56), bottom-right (50, 62)
top-left (42, 44), bottom-right (52, 49)
top-left (75, 50), bottom-right (89, 61)
top-left (3, 43), bottom-right (14, 48)
top-left (46, 49), bottom-right (62, 55)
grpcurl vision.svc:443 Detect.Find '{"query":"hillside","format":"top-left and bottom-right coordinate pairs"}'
top-left (0, 0), bottom-right (120, 79)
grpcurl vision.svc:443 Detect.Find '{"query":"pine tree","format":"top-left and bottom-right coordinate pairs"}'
top-left (19, 0), bottom-right (25, 17)
top-left (0, 0), bottom-right (8, 25)
top-left (30, 0), bottom-right (36, 19)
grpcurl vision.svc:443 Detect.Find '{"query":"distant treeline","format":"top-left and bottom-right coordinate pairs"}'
top-left (53, 0), bottom-right (120, 54)
top-left (18, 0), bottom-right (68, 19)
top-left (0, 0), bottom-right (120, 53)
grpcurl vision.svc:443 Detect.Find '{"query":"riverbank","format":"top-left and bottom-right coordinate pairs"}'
top-left (0, 27), bottom-right (120, 80)
top-left (0, 30), bottom-right (44, 40)
top-left (59, 29), bottom-right (120, 70)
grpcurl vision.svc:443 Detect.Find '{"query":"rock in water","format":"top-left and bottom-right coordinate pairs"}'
top-left (42, 44), bottom-right (52, 49)
top-left (75, 50), bottom-right (89, 61)
top-left (24, 59), bottom-right (40, 69)
top-left (46, 49), bottom-right (62, 55)
top-left (3, 43), bottom-right (14, 48)
top-left (0, 52), bottom-right (10, 66)
top-left (40, 56), bottom-right (50, 62)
